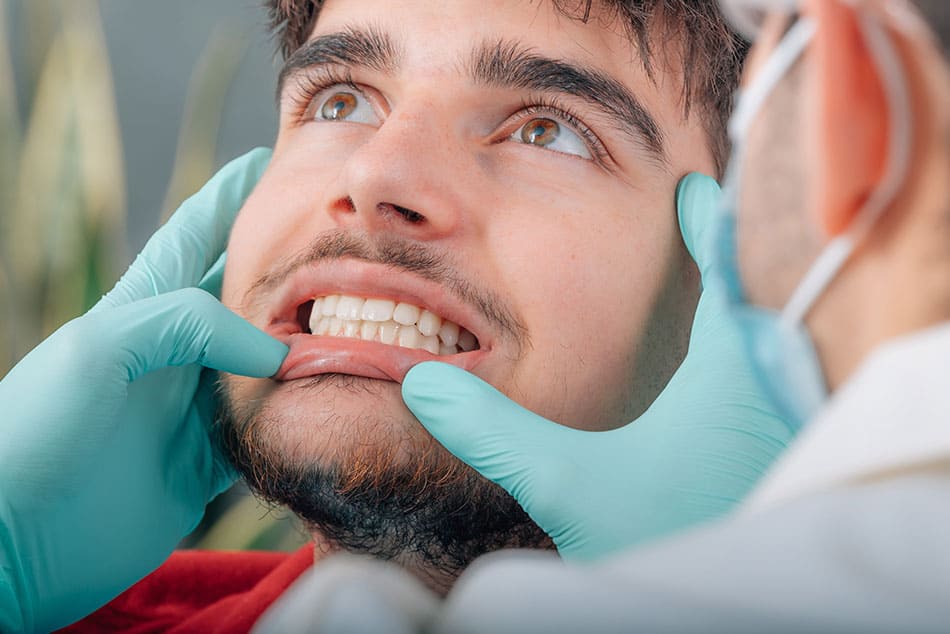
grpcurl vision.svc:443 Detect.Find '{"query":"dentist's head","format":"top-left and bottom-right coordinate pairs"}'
top-left (716, 0), bottom-right (949, 424)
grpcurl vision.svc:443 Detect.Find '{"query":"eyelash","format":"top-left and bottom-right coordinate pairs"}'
top-left (511, 96), bottom-right (609, 164)
top-left (286, 70), bottom-right (610, 165)
top-left (287, 67), bottom-right (362, 123)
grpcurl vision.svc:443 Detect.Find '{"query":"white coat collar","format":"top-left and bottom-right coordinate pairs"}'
top-left (741, 321), bottom-right (950, 514)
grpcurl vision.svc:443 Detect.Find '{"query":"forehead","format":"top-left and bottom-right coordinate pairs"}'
top-left (310, 0), bottom-right (650, 87)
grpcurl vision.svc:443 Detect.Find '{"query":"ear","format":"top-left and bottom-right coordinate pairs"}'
top-left (804, 0), bottom-right (889, 236)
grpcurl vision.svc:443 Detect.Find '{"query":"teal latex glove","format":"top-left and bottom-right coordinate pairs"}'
top-left (0, 148), bottom-right (288, 633)
top-left (402, 173), bottom-right (795, 561)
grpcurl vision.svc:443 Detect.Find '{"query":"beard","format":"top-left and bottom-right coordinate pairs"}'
top-left (215, 371), bottom-right (554, 583)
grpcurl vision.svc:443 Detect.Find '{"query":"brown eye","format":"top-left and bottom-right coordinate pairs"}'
top-left (511, 113), bottom-right (593, 159)
top-left (520, 118), bottom-right (560, 146)
top-left (320, 92), bottom-right (358, 120)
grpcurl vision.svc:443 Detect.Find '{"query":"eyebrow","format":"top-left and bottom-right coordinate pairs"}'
top-left (277, 26), bottom-right (400, 98)
top-left (278, 28), bottom-right (667, 166)
top-left (469, 39), bottom-right (667, 166)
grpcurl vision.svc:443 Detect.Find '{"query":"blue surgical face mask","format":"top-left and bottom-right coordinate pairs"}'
top-left (712, 5), bottom-right (913, 429)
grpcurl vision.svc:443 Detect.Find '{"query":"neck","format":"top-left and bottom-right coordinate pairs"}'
top-left (310, 531), bottom-right (468, 596)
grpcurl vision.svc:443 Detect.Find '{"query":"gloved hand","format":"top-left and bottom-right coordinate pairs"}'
top-left (402, 173), bottom-right (795, 561)
top-left (0, 148), bottom-right (287, 633)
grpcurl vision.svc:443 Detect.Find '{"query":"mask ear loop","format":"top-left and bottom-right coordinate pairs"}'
top-left (715, 17), bottom-right (817, 305)
top-left (724, 17), bottom-right (817, 228)
top-left (722, 16), bottom-right (817, 228)
top-left (719, 0), bottom-right (801, 42)
top-left (729, 18), bottom-right (818, 143)
top-left (780, 10), bottom-right (914, 327)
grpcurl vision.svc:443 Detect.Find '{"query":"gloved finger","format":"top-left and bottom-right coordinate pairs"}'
top-left (675, 172), bottom-right (722, 282)
top-left (402, 362), bottom-right (576, 503)
top-left (92, 287), bottom-right (287, 381)
top-left (94, 148), bottom-right (271, 311)
top-left (198, 251), bottom-right (229, 299)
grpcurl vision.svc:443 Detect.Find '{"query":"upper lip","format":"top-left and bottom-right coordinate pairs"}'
top-left (262, 258), bottom-right (493, 351)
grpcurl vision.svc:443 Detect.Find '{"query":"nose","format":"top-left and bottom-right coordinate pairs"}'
top-left (327, 108), bottom-right (467, 240)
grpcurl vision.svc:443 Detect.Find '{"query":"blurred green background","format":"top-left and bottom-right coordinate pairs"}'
top-left (0, 0), bottom-right (308, 552)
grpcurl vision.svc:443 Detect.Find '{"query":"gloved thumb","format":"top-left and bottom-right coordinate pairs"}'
top-left (92, 287), bottom-right (288, 381)
top-left (402, 362), bottom-right (572, 505)
top-left (676, 172), bottom-right (722, 281)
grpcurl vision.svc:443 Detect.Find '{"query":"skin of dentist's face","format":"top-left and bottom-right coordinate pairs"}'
top-left (221, 0), bottom-right (715, 463)
top-left (736, 14), bottom-right (821, 309)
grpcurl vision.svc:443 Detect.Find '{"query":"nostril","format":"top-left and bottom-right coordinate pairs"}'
top-left (331, 197), bottom-right (357, 214)
top-left (378, 202), bottom-right (425, 224)
top-left (394, 205), bottom-right (425, 223)
top-left (296, 300), bottom-right (314, 334)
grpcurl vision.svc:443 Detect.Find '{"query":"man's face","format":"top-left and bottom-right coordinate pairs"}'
top-left (219, 0), bottom-right (714, 572)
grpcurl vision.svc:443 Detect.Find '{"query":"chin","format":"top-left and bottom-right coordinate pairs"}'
top-left (218, 372), bottom-right (426, 469)
top-left (213, 370), bottom-right (555, 582)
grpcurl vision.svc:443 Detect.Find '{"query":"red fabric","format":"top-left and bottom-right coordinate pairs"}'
top-left (57, 544), bottom-right (315, 634)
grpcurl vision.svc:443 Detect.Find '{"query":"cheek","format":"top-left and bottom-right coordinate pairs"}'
top-left (736, 79), bottom-right (816, 309)
top-left (221, 180), bottom-right (301, 317)
top-left (486, 182), bottom-right (680, 428)
top-left (221, 137), bottom-right (355, 316)
top-left (221, 200), bottom-right (268, 316)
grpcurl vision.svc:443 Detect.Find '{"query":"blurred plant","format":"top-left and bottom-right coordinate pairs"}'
top-left (160, 22), bottom-right (248, 223)
top-left (0, 0), bottom-right (305, 553)
top-left (0, 0), bottom-right (125, 368)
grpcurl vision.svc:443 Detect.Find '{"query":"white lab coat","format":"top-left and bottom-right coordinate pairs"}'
top-left (254, 322), bottom-right (950, 634)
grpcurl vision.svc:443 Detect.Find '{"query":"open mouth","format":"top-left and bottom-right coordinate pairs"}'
top-left (263, 261), bottom-right (491, 383)
top-left (296, 294), bottom-right (480, 356)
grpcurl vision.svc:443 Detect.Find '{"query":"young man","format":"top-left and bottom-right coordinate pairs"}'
top-left (0, 1), bottom-right (788, 631)
top-left (258, 0), bottom-right (950, 631)
top-left (214, 0), bottom-right (780, 590)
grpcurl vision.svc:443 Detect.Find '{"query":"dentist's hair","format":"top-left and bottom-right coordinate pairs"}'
top-left (263, 0), bottom-right (748, 177)
top-left (915, 0), bottom-right (949, 56)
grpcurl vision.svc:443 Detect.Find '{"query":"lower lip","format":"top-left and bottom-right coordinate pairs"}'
top-left (275, 333), bottom-right (486, 383)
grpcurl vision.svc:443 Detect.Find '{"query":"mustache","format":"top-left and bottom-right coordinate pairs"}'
top-left (240, 229), bottom-right (529, 350)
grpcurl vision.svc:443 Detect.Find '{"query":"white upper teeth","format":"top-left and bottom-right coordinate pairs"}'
top-left (392, 302), bottom-right (421, 326)
top-left (307, 294), bottom-right (478, 355)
